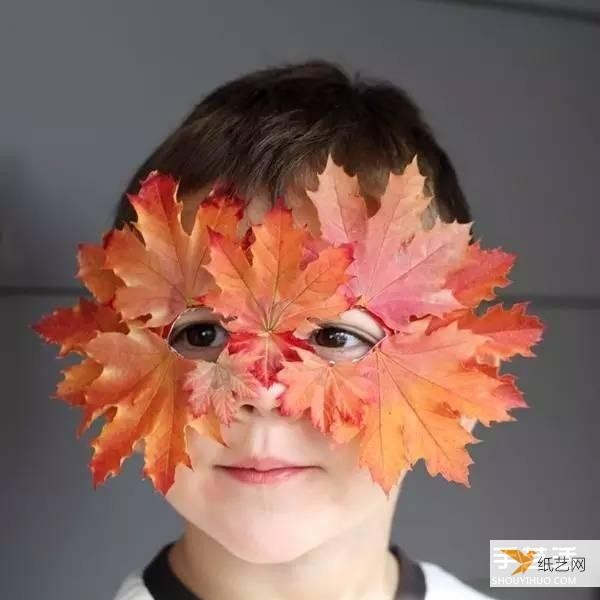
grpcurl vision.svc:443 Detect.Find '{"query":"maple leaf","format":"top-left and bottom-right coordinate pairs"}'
top-left (310, 154), bottom-right (428, 247)
top-left (55, 359), bottom-right (103, 410)
top-left (306, 155), bottom-right (367, 244)
top-left (32, 297), bottom-right (126, 356)
top-left (451, 302), bottom-right (545, 362)
top-left (203, 203), bottom-right (353, 385)
top-left (104, 171), bottom-right (242, 327)
top-left (328, 418), bottom-right (362, 445)
top-left (465, 361), bottom-right (529, 414)
top-left (349, 317), bottom-right (525, 494)
top-left (277, 347), bottom-right (373, 433)
top-left (77, 237), bottom-right (123, 304)
top-left (353, 219), bottom-right (471, 330)
top-left (443, 241), bottom-right (516, 307)
top-left (425, 302), bottom-right (546, 365)
top-left (182, 347), bottom-right (264, 425)
top-left (82, 328), bottom-right (224, 494)
top-left (310, 155), bottom-right (469, 329)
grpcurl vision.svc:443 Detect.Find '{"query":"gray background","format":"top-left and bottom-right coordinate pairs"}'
top-left (1, 1), bottom-right (598, 598)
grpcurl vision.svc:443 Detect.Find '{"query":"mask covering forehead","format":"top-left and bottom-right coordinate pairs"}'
top-left (33, 154), bottom-right (546, 496)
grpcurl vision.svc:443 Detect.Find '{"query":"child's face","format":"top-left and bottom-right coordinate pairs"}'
top-left (145, 187), bottom-right (477, 563)
top-left (158, 189), bottom-right (404, 563)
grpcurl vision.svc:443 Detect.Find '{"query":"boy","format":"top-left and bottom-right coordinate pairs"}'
top-left (110, 60), bottom-right (497, 599)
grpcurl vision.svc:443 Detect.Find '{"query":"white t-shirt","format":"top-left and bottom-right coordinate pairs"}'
top-left (112, 542), bottom-right (497, 600)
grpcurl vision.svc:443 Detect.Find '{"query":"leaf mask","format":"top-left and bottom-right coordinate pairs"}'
top-left (33, 155), bottom-right (545, 496)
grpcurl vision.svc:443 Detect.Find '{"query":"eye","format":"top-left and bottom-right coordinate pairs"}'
top-left (168, 320), bottom-right (229, 361)
top-left (308, 325), bottom-right (376, 362)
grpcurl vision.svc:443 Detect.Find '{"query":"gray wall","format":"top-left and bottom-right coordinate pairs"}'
top-left (1, 1), bottom-right (598, 598)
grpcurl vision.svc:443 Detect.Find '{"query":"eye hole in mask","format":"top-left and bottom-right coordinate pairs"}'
top-left (308, 323), bottom-right (379, 362)
top-left (169, 321), bottom-right (229, 361)
top-left (168, 307), bottom-right (230, 361)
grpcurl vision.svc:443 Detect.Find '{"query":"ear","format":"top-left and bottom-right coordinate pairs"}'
top-left (460, 416), bottom-right (477, 433)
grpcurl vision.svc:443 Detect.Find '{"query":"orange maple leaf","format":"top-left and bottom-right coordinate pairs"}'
top-left (348, 317), bottom-right (524, 494)
top-left (453, 302), bottom-right (545, 362)
top-left (32, 298), bottom-right (126, 356)
top-left (55, 359), bottom-right (104, 428)
top-left (465, 362), bottom-right (528, 413)
top-left (104, 171), bottom-right (242, 327)
top-left (182, 347), bottom-right (264, 425)
top-left (82, 328), bottom-right (225, 494)
top-left (425, 301), bottom-right (545, 366)
top-left (277, 347), bottom-right (373, 433)
top-left (203, 203), bottom-right (353, 385)
top-left (77, 237), bottom-right (123, 304)
top-left (444, 241), bottom-right (516, 308)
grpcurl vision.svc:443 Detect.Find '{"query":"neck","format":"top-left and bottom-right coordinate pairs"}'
top-left (169, 504), bottom-right (399, 600)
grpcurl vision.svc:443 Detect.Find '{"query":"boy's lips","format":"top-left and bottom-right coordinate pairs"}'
top-left (217, 456), bottom-right (314, 470)
top-left (214, 456), bottom-right (321, 485)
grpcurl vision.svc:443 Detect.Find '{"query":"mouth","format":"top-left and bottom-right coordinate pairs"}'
top-left (215, 466), bottom-right (319, 484)
top-left (214, 456), bottom-right (321, 485)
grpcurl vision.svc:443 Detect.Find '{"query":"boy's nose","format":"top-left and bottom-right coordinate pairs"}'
top-left (236, 382), bottom-right (286, 418)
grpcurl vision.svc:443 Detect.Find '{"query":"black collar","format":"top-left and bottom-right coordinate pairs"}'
top-left (143, 541), bottom-right (426, 599)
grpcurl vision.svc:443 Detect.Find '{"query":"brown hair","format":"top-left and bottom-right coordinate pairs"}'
top-left (113, 59), bottom-right (472, 229)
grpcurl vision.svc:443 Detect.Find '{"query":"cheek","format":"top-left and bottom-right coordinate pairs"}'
top-left (164, 424), bottom-right (403, 563)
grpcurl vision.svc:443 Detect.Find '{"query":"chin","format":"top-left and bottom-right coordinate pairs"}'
top-left (201, 508), bottom-right (340, 564)
top-left (165, 465), bottom-right (335, 557)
